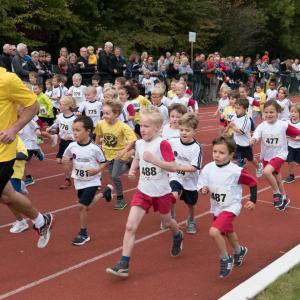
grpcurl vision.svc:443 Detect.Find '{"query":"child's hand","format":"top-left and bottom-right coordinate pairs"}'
top-left (143, 151), bottom-right (155, 163)
top-left (249, 138), bottom-right (256, 146)
top-left (87, 168), bottom-right (99, 176)
top-left (64, 134), bottom-right (73, 140)
top-left (128, 169), bottom-right (137, 178)
top-left (244, 201), bottom-right (255, 210)
top-left (201, 186), bottom-right (209, 194)
top-left (213, 112), bottom-right (218, 117)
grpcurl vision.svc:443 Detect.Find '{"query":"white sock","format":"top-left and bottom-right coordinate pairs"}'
top-left (32, 213), bottom-right (45, 228)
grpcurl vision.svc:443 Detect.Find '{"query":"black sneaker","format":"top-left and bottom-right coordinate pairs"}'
top-left (219, 256), bottom-right (234, 278)
top-left (72, 233), bottom-right (90, 246)
top-left (234, 246), bottom-right (248, 267)
top-left (106, 260), bottom-right (129, 277)
top-left (34, 213), bottom-right (54, 248)
top-left (273, 194), bottom-right (283, 208)
top-left (171, 230), bottom-right (184, 257)
top-left (284, 175), bottom-right (295, 184)
top-left (276, 196), bottom-right (290, 212)
top-left (102, 184), bottom-right (113, 202)
top-left (114, 199), bottom-right (127, 210)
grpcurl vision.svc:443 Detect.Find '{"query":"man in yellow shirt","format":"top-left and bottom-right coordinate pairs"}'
top-left (0, 67), bottom-right (54, 248)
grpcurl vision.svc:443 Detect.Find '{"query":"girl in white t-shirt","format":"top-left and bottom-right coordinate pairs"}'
top-left (214, 87), bottom-right (230, 134)
top-left (62, 116), bottom-right (112, 246)
top-left (276, 87), bottom-right (290, 121)
top-left (118, 86), bottom-right (135, 129)
top-left (285, 103), bottom-right (300, 183)
top-left (250, 100), bottom-right (300, 212)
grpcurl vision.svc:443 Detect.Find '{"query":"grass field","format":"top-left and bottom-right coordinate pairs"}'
top-left (256, 264), bottom-right (300, 300)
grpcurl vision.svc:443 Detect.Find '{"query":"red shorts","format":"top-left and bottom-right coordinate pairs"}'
top-left (212, 211), bottom-right (236, 235)
top-left (131, 190), bottom-right (176, 214)
top-left (263, 157), bottom-right (285, 174)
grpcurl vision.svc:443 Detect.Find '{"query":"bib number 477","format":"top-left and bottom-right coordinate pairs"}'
top-left (265, 137), bottom-right (278, 145)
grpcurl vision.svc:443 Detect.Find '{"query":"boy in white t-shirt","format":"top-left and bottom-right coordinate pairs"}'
top-left (67, 73), bottom-right (87, 108)
top-left (162, 103), bottom-right (187, 140)
top-left (151, 86), bottom-right (169, 126)
top-left (141, 70), bottom-right (157, 97)
top-left (266, 80), bottom-right (278, 101)
top-left (106, 107), bottom-right (184, 277)
top-left (198, 135), bottom-right (257, 278)
top-left (168, 113), bottom-right (202, 234)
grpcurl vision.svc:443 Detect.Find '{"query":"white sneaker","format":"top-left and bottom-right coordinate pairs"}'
top-left (50, 134), bottom-right (58, 147)
top-left (256, 162), bottom-right (263, 178)
top-left (10, 220), bottom-right (29, 233)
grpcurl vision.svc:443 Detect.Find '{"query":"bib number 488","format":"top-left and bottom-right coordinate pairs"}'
top-left (142, 167), bottom-right (157, 177)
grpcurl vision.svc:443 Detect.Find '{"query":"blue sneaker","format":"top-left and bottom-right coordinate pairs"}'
top-left (36, 149), bottom-right (44, 161)
top-left (24, 176), bottom-right (35, 186)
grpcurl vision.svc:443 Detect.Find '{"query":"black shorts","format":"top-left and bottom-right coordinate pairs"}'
top-left (170, 180), bottom-right (198, 206)
top-left (287, 146), bottom-right (300, 164)
top-left (56, 139), bottom-right (73, 159)
top-left (27, 149), bottom-right (40, 161)
top-left (0, 159), bottom-right (15, 197)
top-left (77, 186), bottom-right (99, 206)
top-left (39, 116), bottom-right (54, 126)
top-left (235, 145), bottom-right (254, 162)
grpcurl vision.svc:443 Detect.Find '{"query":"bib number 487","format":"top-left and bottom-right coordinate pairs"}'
top-left (211, 192), bottom-right (226, 203)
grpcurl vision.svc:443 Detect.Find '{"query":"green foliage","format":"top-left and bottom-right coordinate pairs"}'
top-left (0, 0), bottom-right (299, 58)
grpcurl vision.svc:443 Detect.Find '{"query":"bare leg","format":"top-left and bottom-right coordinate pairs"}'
top-left (275, 173), bottom-right (286, 195)
top-left (209, 227), bottom-right (227, 257)
top-left (263, 165), bottom-right (280, 193)
top-left (160, 212), bottom-right (180, 235)
top-left (79, 204), bottom-right (88, 229)
top-left (227, 232), bottom-right (240, 251)
top-left (122, 206), bottom-right (146, 257)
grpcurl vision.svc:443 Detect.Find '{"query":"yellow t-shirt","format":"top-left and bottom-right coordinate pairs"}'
top-left (253, 92), bottom-right (266, 112)
top-left (12, 137), bottom-right (28, 179)
top-left (94, 120), bottom-right (137, 161)
top-left (223, 106), bottom-right (236, 136)
top-left (0, 68), bottom-right (36, 162)
top-left (88, 54), bottom-right (97, 65)
top-left (132, 95), bottom-right (151, 123)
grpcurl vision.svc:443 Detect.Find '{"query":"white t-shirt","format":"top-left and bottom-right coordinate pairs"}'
top-left (156, 103), bottom-right (169, 126)
top-left (162, 96), bottom-right (171, 107)
top-left (19, 119), bottom-right (40, 150)
top-left (96, 86), bottom-right (104, 102)
top-left (172, 95), bottom-right (191, 110)
top-left (288, 121), bottom-right (300, 149)
top-left (51, 113), bottom-right (76, 140)
top-left (231, 114), bottom-right (252, 146)
top-left (252, 119), bottom-right (289, 161)
top-left (277, 98), bottom-right (290, 121)
top-left (162, 124), bottom-right (180, 140)
top-left (122, 101), bottom-right (135, 129)
top-left (169, 138), bottom-right (202, 190)
top-left (63, 141), bottom-right (106, 190)
top-left (51, 85), bottom-right (63, 109)
top-left (78, 100), bottom-right (102, 127)
top-left (68, 85), bottom-right (87, 107)
top-left (197, 161), bottom-right (243, 216)
top-left (247, 96), bottom-right (255, 117)
top-left (218, 97), bottom-right (229, 114)
top-left (61, 86), bottom-right (68, 96)
top-left (136, 136), bottom-right (174, 197)
top-left (266, 89), bottom-right (278, 101)
top-left (141, 77), bottom-right (156, 94)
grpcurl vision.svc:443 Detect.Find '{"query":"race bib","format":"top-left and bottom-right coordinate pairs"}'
top-left (262, 134), bottom-right (281, 147)
top-left (73, 90), bottom-right (82, 97)
top-left (59, 123), bottom-right (70, 132)
top-left (210, 186), bottom-right (233, 207)
top-left (71, 161), bottom-right (93, 180)
top-left (140, 161), bottom-right (162, 180)
top-left (86, 109), bottom-right (97, 116)
top-left (227, 112), bottom-right (235, 121)
top-left (40, 106), bottom-right (47, 115)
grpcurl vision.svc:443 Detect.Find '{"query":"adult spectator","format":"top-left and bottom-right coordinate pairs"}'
top-left (9, 44), bottom-right (17, 57)
top-left (178, 57), bottom-right (193, 81)
top-left (11, 43), bottom-right (30, 81)
top-left (58, 47), bottom-right (68, 74)
top-left (1, 44), bottom-right (13, 71)
top-left (0, 67), bottom-right (54, 248)
top-left (157, 55), bottom-right (165, 72)
top-left (164, 52), bottom-right (171, 66)
top-left (67, 53), bottom-right (79, 86)
top-left (87, 45), bottom-right (97, 66)
top-left (291, 59), bottom-right (300, 93)
top-left (167, 60), bottom-right (180, 81)
top-left (142, 56), bottom-right (158, 76)
top-left (125, 53), bottom-right (142, 81)
top-left (113, 47), bottom-right (126, 78)
top-left (27, 51), bottom-right (45, 83)
top-left (192, 54), bottom-right (207, 103)
top-left (97, 41), bottom-right (117, 85)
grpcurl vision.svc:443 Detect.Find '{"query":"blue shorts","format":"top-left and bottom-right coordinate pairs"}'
top-left (10, 178), bottom-right (21, 192)
top-left (77, 186), bottom-right (99, 206)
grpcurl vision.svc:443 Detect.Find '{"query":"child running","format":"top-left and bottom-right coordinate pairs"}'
top-left (106, 107), bottom-right (184, 277)
top-left (223, 90), bottom-right (238, 137)
top-left (276, 87), bottom-right (290, 121)
top-left (168, 112), bottom-right (202, 234)
top-left (214, 87), bottom-right (230, 133)
top-left (284, 103), bottom-right (300, 183)
top-left (62, 116), bottom-right (113, 245)
top-left (162, 103), bottom-right (187, 140)
top-left (95, 100), bottom-right (137, 210)
top-left (229, 98), bottom-right (263, 175)
top-left (250, 100), bottom-right (300, 211)
top-left (67, 73), bottom-right (87, 108)
top-left (198, 135), bottom-right (257, 278)
top-left (47, 96), bottom-right (77, 189)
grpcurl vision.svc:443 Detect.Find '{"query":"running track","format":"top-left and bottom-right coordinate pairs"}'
top-left (0, 103), bottom-right (300, 300)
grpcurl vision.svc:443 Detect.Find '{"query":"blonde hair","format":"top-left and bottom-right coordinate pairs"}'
top-left (86, 85), bottom-right (97, 95)
top-left (140, 106), bottom-right (164, 128)
top-left (176, 82), bottom-right (186, 90)
top-left (178, 112), bottom-right (199, 130)
top-left (60, 96), bottom-right (77, 111)
top-left (72, 73), bottom-right (82, 81)
top-left (279, 86), bottom-right (288, 97)
top-left (103, 87), bottom-right (119, 101)
top-left (289, 103), bottom-right (300, 115)
top-left (103, 99), bottom-right (123, 115)
top-left (151, 86), bottom-right (164, 96)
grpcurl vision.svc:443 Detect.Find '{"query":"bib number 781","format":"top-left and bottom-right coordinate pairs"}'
top-left (75, 168), bottom-right (88, 178)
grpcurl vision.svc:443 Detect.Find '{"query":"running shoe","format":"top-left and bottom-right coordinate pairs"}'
top-left (102, 184), bottom-right (113, 202)
top-left (219, 256), bottom-right (234, 278)
top-left (186, 219), bottom-right (197, 234)
top-left (170, 230), bottom-right (184, 257)
top-left (34, 213), bottom-right (54, 248)
top-left (10, 219), bottom-right (29, 234)
top-left (114, 199), bottom-right (127, 210)
top-left (106, 260), bottom-right (129, 277)
top-left (72, 233), bottom-right (90, 246)
top-left (234, 246), bottom-right (248, 267)
top-left (284, 175), bottom-right (295, 184)
top-left (276, 196), bottom-right (290, 212)
top-left (273, 193), bottom-right (283, 208)
top-left (59, 179), bottom-right (72, 190)
top-left (24, 176), bottom-right (35, 186)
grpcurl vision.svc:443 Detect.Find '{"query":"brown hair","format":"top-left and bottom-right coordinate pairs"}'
top-left (178, 112), bottom-right (198, 129)
top-left (103, 99), bottom-right (123, 115)
top-left (264, 100), bottom-right (283, 113)
top-left (236, 97), bottom-right (249, 109)
top-left (168, 103), bottom-right (187, 116)
top-left (212, 135), bottom-right (236, 154)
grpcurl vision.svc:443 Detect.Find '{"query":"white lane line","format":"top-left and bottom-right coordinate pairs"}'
top-left (0, 211), bottom-right (210, 299)
top-left (257, 199), bottom-right (300, 210)
top-left (35, 173), bottom-right (65, 181)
